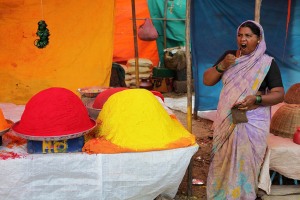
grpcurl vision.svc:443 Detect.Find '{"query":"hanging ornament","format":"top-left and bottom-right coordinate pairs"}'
top-left (34, 20), bottom-right (50, 48)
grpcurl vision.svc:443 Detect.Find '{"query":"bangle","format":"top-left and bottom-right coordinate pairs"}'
top-left (255, 95), bottom-right (262, 104)
top-left (215, 65), bottom-right (225, 73)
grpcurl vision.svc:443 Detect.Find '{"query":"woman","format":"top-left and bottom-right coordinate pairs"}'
top-left (204, 20), bottom-right (284, 199)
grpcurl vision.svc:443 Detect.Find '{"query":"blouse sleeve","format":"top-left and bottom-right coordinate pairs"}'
top-left (259, 60), bottom-right (283, 91)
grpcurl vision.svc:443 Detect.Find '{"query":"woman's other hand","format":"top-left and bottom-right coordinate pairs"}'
top-left (233, 87), bottom-right (284, 111)
top-left (233, 95), bottom-right (259, 111)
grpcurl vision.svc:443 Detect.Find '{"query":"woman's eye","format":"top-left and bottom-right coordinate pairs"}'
top-left (238, 33), bottom-right (253, 38)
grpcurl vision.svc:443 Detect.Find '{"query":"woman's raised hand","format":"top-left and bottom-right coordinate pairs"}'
top-left (219, 54), bottom-right (236, 70)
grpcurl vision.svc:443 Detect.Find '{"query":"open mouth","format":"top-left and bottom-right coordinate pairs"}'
top-left (241, 44), bottom-right (247, 49)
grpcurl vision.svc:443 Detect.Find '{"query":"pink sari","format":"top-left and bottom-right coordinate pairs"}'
top-left (207, 20), bottom-right (273, 199)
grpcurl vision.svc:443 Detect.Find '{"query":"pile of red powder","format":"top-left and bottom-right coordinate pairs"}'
top-left (92, 87), bottom-right (128, 109)
top-left (92, 87), bottom-right (164, 110)
top-left (12, 87), bottom-right (95, 137)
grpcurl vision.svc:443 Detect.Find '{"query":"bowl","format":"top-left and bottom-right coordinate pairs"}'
top-left (77, 86), bottom-right (110, 98)
top-left (86, 101), bottom-right (101, 120)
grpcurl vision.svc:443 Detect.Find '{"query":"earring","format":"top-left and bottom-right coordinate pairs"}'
top-left (258, 41), bottom-right (260, 43)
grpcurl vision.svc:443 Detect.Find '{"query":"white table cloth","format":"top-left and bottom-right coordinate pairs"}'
top-left (258, 133), bottom-right (300, 194)
top-left (0, 103), bottom-right (198, 200)
top-left (0, 144), bottom-right (198, 200)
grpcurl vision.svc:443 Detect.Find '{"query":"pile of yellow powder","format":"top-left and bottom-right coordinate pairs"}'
top-left (83, 89), bottom-right (195, 153)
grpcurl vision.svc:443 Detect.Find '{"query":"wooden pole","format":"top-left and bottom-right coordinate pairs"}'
top-left (163, 0), bottom-right (168, 51)
top-left (131, 0), bottom-right (140, 87)
top-left (255, 0), bottom-right (261, 23)
top-left (185, 0), bottom-right (193, 197)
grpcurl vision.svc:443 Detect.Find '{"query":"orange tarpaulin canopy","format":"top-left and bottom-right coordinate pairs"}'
top-left (113, 0), bottom-right (159, 66)
top-left (0, 0), bottom-right (159, 104)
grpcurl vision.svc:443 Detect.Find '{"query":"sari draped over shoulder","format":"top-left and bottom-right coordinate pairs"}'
top-left (207, 20), bottom-right (273, 200)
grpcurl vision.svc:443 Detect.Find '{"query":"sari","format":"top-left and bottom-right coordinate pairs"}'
top-left (207, 20), bottom-right (273, 200)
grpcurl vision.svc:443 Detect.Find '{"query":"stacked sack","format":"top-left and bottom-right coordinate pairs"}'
top-left (124, 58), bottom-right (153, 87)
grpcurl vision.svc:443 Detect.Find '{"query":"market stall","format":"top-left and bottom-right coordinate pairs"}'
top-left (0, 102), bottom-right (198, 200)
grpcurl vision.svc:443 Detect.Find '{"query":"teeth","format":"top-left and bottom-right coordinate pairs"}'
top-left (241, 44), bottom-right (247, 49)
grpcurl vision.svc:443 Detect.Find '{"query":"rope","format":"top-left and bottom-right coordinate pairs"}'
top-left (40, 0), bottom-right (44, 19)
top-left (34, 0), bottom-right (50, 48)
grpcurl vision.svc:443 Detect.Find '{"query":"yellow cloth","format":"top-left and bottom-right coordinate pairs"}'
top-left (96, 89), bottom-right (195, 151)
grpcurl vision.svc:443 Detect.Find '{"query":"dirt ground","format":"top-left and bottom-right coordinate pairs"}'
top-left (173, 109), bottom-right (213, 200)
top-left (163, 92), bottom-right (214, 200)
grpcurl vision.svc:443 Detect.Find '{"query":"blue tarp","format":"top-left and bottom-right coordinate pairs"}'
top-left (191, 0), bottom-right (300, 111)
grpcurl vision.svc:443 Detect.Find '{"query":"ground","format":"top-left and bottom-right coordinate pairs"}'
top-left (163, 92), bottom-right (214, 200)
top-left (173, 109), bottom-right (213, 200)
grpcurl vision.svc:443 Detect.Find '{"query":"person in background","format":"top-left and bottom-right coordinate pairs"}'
top-left (203, 20), bottom-right (284, 199)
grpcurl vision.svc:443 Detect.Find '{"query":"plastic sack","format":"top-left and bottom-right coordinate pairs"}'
top-left (138, 18), bottom-right (158, 41)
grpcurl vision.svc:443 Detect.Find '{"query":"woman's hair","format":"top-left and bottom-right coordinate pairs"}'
top-left (239, 21), bottom-right (261, 37)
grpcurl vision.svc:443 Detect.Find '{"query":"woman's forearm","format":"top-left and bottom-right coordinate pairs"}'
top-left (203, 66), bottom-right (222, 86)
top-left (260, 87), bottom-right (285, 106)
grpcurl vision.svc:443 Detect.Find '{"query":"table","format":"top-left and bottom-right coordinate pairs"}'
top-left (258, 133), bottom-right (300, 194)
top-left (0, 103), bottom-right (198, 200)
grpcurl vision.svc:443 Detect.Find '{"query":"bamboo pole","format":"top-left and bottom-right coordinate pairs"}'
top-left (131, 0), bottom-right (140, 87)
top-left (185, 0), bottom-right (193, 197)
top-left (255, 0), bottom-right (261, 23)
top-left (163, 0), bottom-right (168, 51)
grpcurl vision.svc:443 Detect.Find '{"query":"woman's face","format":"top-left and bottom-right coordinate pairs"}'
top-left (237, 27), bottom-right (260, 56)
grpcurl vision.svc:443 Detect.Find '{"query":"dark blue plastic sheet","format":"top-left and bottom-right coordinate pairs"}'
top-left (191, 0), bottom-right (300, 111)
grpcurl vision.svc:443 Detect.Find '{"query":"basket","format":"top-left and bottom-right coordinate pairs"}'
top-left (270, 104), bottom-right (300, 138)
top-left (164, 46), bottom-right (186, 71)
top-left (284, 83), bottom-right (300, 104)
